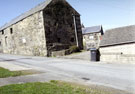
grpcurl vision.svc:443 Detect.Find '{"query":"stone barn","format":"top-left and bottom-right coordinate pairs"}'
top-left (82, 25), bottom-right (104, 50)
top-left (100, 25), bottom-right (135, 63)
top-left (0, 0), bottom-right (83, 56)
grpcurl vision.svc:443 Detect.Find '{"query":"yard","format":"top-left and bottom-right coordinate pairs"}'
top-left (0, 80), bottom-right (111, 94)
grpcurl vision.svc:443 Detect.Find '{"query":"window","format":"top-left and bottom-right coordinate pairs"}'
top-left (70, 24), bottom-right (72, 27)
top-left (22, 37), bottom-right (26, 44)
top-left (89, 36), bottom-right (94, 40)
top-left (70, 38), bottom-right (74, 42)
top-left (94, 34), bottom-right (98, 40)
top-left (54, 22), bottom-right (57, 26)
top-left (58, 38), bottom-right (61, 43)
top-left (10, 28), bottom-right (13, 34)
top-left (2, 30), bottom-right (4, 35)
top-left (5, 36), bottom-right (7, 45)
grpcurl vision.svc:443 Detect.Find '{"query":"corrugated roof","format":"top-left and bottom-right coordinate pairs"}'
top-left (82, 25), bottom-right (102, 34)
top-left (100, 25), bottom-right (135, 47)
top-left (0, 0), bottom-right (52, 31)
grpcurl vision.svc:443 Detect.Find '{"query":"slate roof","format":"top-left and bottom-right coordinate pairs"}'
top-left (0, 0), bottom-right (80, 31)
top-left (0, 0), bottom-right (52, 31)
top-left (82, 25), bottom-right (103, 35)
top-left (100, 25), bottom-right (135, 47)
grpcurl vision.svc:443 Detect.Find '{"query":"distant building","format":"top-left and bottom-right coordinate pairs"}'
top-left (0, 0), bottom-right (83, 56)
top-left (100, 25), bottom-right (135, 63)
top-left (82, 25), bottom-right (104, 50)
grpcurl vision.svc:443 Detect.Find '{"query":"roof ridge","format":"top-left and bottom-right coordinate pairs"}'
top-left (85, 25), bottom-right (101, 28)
top-left (106, 25), bottom-right (135, 31)
top-left (82, 25), bottom-right (102, 34)
top-left (0, 0), bottom-right (52, 30)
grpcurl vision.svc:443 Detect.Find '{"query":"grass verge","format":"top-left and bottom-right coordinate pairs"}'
top-left (0, 67), bottom-right (22, 78)
top-left (0, 80), bottom-right (111, 94)
top-left (0, 67), bottom-right (39, 78)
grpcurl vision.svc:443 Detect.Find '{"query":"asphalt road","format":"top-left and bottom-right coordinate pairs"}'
top-left (0, 54), bottom-right (134, 93)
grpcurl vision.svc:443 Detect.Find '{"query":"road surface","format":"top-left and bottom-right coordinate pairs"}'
top-left (0, 53), bottom-right (134, 93)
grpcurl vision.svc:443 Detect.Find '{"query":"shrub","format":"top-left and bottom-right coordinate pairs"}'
top-left (69, 45), bottom-right (81, 53)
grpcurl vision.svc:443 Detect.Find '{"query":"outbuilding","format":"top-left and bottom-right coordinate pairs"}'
top-left (100, 25), bottom-right (135, 63)
top-left (82, 25), bottom-right (104, 50)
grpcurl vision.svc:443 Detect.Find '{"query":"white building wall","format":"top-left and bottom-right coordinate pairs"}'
top-left (100, 43), bottom-right (135, 63)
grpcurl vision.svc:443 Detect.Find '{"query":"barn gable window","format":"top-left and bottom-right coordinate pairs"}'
top-left (10, 28), bottom-right (13, 34)
top-left (70, 24), bottom-right (73, 28)
top-left (1, 30), bottom-right (4, 35)
top-left (58, 38), bottom-right (61, 43)
top-left (71, 37), bottom-right (74, 42)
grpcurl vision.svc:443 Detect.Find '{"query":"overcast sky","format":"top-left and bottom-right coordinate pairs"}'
top-left (0, 0), bottom-right (135, 30)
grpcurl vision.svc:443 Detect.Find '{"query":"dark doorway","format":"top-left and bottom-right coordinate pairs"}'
top-left (96, 49), bottom-right (100, 61)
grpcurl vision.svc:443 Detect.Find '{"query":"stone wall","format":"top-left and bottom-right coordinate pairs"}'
top-left (0, 37), bottom-right (3, 53)
top-left (43, 0), bottom-right (83, 56)
top-left (100, 43), bottom-right (135, 63)
top-left (83, 32), bottom-right (102, 50)
top-left (0, 11), bottom-right (47, 56)
top-left (0, 0), bottom-right (83, 57)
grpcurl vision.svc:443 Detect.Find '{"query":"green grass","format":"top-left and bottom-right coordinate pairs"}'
top-left (0, 67), bottom-right (38, 78)
top-left (0, 80), bottom-right (111, 94)
top-left (0, 67), bottom-right (22, 78)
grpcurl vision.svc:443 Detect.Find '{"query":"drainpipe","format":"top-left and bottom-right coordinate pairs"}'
top-left (72, 14), bottom-right (79, 47)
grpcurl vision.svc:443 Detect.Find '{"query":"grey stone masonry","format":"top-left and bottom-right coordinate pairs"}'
top-left (0, 0), bottom-right (83, 56)
top-left (0, 11), bottom-right (47, 56)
